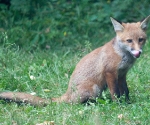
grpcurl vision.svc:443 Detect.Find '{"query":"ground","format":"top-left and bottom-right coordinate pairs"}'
top-left (0, 41), bottom-right (150, 125)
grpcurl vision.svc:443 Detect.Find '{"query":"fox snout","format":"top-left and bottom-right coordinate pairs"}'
top-left (131, 49), bottom-right (142, 58)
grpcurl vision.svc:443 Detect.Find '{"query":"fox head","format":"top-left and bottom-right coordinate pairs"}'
top-left (110, 15), bottom-right (150, 58)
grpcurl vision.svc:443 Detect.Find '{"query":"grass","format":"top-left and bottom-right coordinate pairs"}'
top-left (0, 40), bottom-right (150, 125)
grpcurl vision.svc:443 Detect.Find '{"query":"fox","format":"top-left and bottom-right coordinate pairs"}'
top-left (0, 15), bottom-right (150, 106)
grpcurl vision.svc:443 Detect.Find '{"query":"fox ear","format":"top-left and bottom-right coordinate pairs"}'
top-left (140, 15), bottom-right (150, 30)
top-left (110, 17), bottom-right (124, 32)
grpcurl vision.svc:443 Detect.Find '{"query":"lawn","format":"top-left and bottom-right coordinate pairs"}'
top-left (0, 40), bottom-right (150, 125)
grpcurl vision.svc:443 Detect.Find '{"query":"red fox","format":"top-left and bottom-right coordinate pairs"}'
top-left (0, 16), bottom-right (150, 106)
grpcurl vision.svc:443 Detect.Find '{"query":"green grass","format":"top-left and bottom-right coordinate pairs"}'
top-left (0, 41), bottom-right (150, 125)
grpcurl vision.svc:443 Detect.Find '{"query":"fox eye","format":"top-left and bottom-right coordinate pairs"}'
top-left (139, 38), bottom-right (144, 42)
top-left (126, 39), bottom-right (132, 43)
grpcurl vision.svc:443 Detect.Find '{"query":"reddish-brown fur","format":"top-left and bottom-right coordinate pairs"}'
top-left (0, 16), bottom-right (150, 106)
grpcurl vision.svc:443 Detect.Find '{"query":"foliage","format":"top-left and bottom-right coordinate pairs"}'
top-left (0, 40), bottom-right (150, 124)
top-left (0, 0), bottom-right (150, 50)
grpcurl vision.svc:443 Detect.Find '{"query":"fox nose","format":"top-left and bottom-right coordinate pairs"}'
top-left (131, 50), bottom-right (142, 58)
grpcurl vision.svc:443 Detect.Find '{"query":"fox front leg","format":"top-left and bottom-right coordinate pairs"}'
top-left (105, 72), bottom-right (120, 101)
top-left (118, 75), bottom-right (130, 102)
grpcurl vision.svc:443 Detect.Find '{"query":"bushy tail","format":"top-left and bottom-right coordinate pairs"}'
top-left (0, 92), bottom-right (51, 106)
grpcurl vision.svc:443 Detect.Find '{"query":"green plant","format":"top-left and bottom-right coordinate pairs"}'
top-left (0, 0), bottom-right (150, 50)
top-left (0, 40), bottom-right (150, 124)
